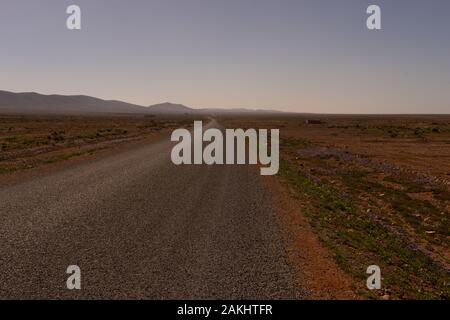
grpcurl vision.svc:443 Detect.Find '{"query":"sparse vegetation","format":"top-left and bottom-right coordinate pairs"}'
top-left (0, 115), bottom-right (195, 174)
top-left (280, 159), bottom-right (449, 299)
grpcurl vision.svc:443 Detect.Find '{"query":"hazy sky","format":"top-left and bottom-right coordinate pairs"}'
top-left (1, 0), bottom-right (449, 113)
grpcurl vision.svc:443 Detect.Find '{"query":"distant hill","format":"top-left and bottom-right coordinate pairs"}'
top-left (148, 102), bottom-right (193, 114)
top-left (0, 90), bottom-right (150, 114)
top-left (0, 90), bottom-right (287, 115)
top-left (200, 107), bottom-right (286, 115)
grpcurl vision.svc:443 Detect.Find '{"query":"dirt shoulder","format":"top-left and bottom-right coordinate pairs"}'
top-left (264, 174), bottom-right (359, 299)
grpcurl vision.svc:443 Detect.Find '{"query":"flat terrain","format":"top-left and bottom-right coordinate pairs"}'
top-left (0, 118), bottom-right (304, 299)
top-left (223, 114), bottom-right (450, 299)
top-left (1, 114), bottom-right (449, 300)
top-left (0, 115), bottom-right (195, 175)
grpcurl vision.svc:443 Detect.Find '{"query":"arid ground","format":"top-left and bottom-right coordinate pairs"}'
top-left (0, 115), bottom-right (195, 177)
top-left (0, 114), bottom-right (449, 299)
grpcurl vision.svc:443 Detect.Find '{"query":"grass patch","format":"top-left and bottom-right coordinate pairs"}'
top-left (0, 167), bottom-right (17, 174)
top-left (281, 137), bottom-right (311, 148)
top-left (41, 151), bottom-right (85, 164)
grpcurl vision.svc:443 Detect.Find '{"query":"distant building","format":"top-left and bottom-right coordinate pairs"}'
top-left (305, 120), bottom-right (323, 125)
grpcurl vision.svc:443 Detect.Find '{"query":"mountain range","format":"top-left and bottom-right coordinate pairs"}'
top-left (0, 90), bottom-right (285, 115)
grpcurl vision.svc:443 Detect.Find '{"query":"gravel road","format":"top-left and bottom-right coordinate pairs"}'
top-left (0, 120), bottom-right (304, 299)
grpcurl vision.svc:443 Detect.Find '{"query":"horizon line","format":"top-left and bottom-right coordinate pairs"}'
top-left (1, 89), bottom-right (450, 115)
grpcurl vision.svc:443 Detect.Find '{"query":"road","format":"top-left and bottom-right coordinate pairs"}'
top-left (0, 120), bottom-right (304, 299)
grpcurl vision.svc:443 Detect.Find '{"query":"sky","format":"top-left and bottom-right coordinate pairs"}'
top-left (0, 0), bottom-right (449, 113)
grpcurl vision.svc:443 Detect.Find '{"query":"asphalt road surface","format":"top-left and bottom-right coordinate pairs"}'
top-left (0, 120), bottom-right (304, 299)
